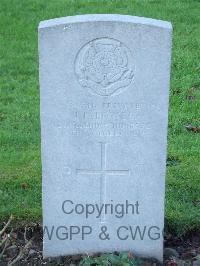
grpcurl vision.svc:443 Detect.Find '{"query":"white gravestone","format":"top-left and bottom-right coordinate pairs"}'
top-left (39, 14), bottom-right (172, 261)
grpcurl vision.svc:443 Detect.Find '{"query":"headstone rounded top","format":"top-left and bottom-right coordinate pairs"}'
top-left (39, 14), bottom-right (172, 31)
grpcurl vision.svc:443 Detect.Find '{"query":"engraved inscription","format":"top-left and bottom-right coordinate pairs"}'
top-left (75, 38), bottom-right (134, 96)
top-left (51, 101), bottom-right (159, 137)
top-left (76, 142), bottom-right (130, 222)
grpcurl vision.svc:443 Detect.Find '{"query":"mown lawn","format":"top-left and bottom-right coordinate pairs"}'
top-left (0, 0), bottom-right (199, 236)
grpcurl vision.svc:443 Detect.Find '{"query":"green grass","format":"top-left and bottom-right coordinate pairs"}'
top-left (0, 0), bottom-right (199, 236)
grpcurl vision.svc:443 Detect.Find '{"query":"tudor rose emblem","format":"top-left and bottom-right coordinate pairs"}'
top-left (75, 38), bottom-right (134, 96)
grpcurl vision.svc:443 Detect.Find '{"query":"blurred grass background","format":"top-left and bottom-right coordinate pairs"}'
top-left (0, 0), bottom-right (199, 235)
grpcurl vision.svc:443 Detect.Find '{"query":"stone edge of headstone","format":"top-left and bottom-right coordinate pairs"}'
top-left (38, 14), bottom-right (172, 31)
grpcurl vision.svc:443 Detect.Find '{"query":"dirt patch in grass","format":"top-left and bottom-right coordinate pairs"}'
top-left (0, 220), bottom-right (199, 265)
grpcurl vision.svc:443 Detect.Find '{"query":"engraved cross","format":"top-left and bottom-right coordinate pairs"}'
top-left (76, 142), bottom-right (130, 222)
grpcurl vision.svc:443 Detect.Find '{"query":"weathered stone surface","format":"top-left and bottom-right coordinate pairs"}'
top-left (39, 14), bottom-right (172, 261)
